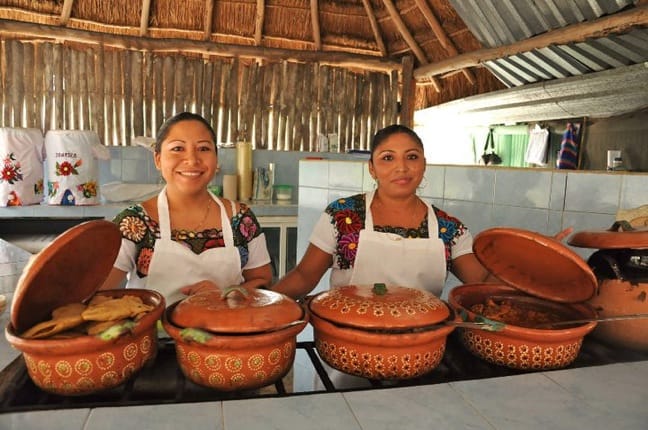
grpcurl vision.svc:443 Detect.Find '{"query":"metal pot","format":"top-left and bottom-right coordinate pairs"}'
top-left (162, 286), bottom-right (307, 391)
top-left (308, 284), bottom-right (455, 380)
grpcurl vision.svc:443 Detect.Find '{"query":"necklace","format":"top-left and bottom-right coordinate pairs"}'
top-left (372, 194), bottom-right (423, 228)
top-left (192, 198), bottom-right (212, 231)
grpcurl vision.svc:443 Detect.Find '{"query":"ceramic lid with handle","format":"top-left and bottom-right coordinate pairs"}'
top-left (170, 286), bottom-right (304, 334)
top-left (308, 284), bottom-right (450, 330)
top-left (10, 220), bottom-right (122, 334)
top-left (568, 221), bottom-right (648, 250)
top-left (472, 227), bottom-right (597, 303)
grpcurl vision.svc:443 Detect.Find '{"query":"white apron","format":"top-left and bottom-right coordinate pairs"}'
top-left (348, 191), bottom-right (446, 295)
top-left (129, 188), bottom-right (243, 305)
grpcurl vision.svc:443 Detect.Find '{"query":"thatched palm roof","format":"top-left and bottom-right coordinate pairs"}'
top-left (1, 0), bottom-right (647, 114)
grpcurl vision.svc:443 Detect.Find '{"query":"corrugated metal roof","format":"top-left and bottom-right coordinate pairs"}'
top-left (449, 0), bottom-right (647, 88)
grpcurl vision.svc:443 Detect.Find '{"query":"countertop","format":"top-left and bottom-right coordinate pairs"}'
top-left (0, 199), bottom-right (298, 220)
top-left (1, 238), bottom-right (647, 429)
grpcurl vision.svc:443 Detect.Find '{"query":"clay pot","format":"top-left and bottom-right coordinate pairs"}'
top-left (449, 228), bottom-right (599, 370)
top-left (448, 284), bottom-right (597, 370)
top-left (588, 279), bottom-right (648, 351)
top-left (4, 220), bottom-right (166, 396)
top-left (162, 286), bottom-right (307, 391)
top-left (308, 284), bottom-right (455, 380)
top-left (6, 289), bottom-right (164, 396)
top-left (570, 222), bottom-right (648, 351)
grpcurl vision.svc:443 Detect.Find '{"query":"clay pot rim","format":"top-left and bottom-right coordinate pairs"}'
top-left (162, 301), bottom-right (308, 346)
top-left (169, 287), bottom-right (304, 334)
top-left (308, 284), bottom-right (451, 330)
top-left (309, 312), bottom-right (454, 346)
top-left (448, 284), bottom-right (597, 339)
top-left (5, 288), bottom-right (165, 352)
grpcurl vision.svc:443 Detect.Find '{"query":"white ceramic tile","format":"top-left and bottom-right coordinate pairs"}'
top-left (494, 169), bottom-right (552, 208)
top-left (361, 161), bottom-right (374, 191)
top-left (223, 394), bottom-right (362, 430)
top-left (85, 403), bottom-right (223, 430)
top-left (328, 161), bottom-right (364, 191)
top-left (450, 373), bottom-right (625, 430)
top-left (444, 166), bottom-right (496, 203)
top-left (549, 171), bottom-right (567, 210)
top-left (548, 210), bottom-right (564, 236)
top-left (442, 200), bottom-right (494, 235)
top-left (562, 211), bottom-right (616, 232)
top-left (492, 206), bottom-right (549, 233)
top-left (418, 165), bottom-right (445, 199)
top-left (0, 409), bottom-right (90, 430)
top-left (619, 174), bottom-right (648, 210)
top-left (298, 160), bottom-right (328, 187)
top-left (564, 172), bottom-right (622, 213)
top-left (344, 384), bottom-right (493, 430)
top-left (543, 362), bottom-right (648, 426)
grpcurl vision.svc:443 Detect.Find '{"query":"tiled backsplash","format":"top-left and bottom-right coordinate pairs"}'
top-left (100, 146), bottom-right (355, 192)
top-left (297, 160), bottom-right (648, 296)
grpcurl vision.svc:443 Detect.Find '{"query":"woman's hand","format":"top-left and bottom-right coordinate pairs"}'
top-left (180, 280), bottom-right (220, 296)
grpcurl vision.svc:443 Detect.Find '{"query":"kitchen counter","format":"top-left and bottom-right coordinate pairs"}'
top-left (1, 238), bottom-right (647, 429)
top-left (0, 199), bottom-right (298, 220)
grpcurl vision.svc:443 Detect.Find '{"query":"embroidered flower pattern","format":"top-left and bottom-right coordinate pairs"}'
top-left (325, 194), bottom-right (467, 270)
top-left (112, 203), bottom-right (262, 279)
top-left (1, 153), bottom-right (23, 184)
top-left (77, 181), bottom-right (98, 198)
top-left (34, 179), bottom-right (44, 195)
top-left (55, 159), bottom-right (82, 176)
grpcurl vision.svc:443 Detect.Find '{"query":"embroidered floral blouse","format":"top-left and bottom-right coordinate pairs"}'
top-left (309, 193), bottom-right (473, 272)
top-left (112, 202), bottom-right (266, 279)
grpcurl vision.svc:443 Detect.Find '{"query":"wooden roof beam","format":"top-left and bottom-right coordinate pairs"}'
top-left (361, 0), bottom-right (387, 56)
top-left (414, 4), bottom-right (648, 81)
top-left (413, 0), bottom-right (475, 85)
top-left (140, 0), bottom-right (151, 36)
top-left (60, 0), bottom-right (74, 25)
top-left (254, 0), bottom-right (265, 45)
top-left (310, 0), bottom-right (321, 50)
top-left (0, 19), bottom-right (402, 73)
top-left (203, 0), bottom-right (214, 40)
top-left (381, 0), bottom-right (440, 92)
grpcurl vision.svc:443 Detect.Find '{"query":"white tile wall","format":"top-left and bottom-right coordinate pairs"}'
top-left (297, 160), bottom-right (648, 294)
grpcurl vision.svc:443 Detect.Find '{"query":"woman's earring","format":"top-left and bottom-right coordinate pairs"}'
top-left (373, 178), bottom-right (378, 189)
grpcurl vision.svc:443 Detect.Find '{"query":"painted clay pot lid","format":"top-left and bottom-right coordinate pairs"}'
top-left (568, 221), bottom-right (648, 250)
top-left (308, 284), bottom-right (450, 330)
top-left (473, 228), bottom-right (596, 303)
top-left (10, 220), bottom-right (122, 334)
top-left (170, 286), bottom-right (303, 334)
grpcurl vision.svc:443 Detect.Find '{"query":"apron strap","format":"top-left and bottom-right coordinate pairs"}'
top-left (365, 191), bottom-right (436, 234)
top-left (210, 190), bottom-right (235, 247)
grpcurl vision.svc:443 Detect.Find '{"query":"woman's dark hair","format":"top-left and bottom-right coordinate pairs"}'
top-left (154, 112), bottom-right (217, 153)
top-left (370, 124), bottom-right (424, 161)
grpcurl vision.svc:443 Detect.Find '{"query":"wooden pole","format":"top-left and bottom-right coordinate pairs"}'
top-left (414, 5), bottom-right (648, 81)
top-left (400, 56), bottom-right (415, 128)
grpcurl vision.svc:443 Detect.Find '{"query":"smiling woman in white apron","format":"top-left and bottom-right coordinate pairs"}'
top-left (272, 124), bottom-right (496, 300)
top-left (100, 112), bottom-right (272, 305)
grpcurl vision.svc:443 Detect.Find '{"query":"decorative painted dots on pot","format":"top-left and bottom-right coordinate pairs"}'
top-left (204, 354), bottom-right (222, 371)
top-left (101, 371), bottom-right (119, 386)
top-left (55, 360), bottom-right (73, 378)
top-left (225, 357), bottom-right (243, 372)
top-left (140, 336), bottom-right (152, 354)
top-left (123, 343), bottom-right (139, 361)
top-left (74, 358), bottom-right (92, 375)
top-left (96, 352), bottom-right (115, 370)
top-left (268, 348), bottom-right (281, 365)
top-left (248, 354), bottom-right (264, 370)
top-left (208, 373), bottom-right (225, 386)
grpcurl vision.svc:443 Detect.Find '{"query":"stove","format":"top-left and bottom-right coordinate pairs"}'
top-left (2, 332), bottom-right (647, 413)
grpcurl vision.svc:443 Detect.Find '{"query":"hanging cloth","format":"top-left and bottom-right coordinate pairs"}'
top-left (557, 123), bottom-right (580, 169)
top-left (525, 124), bottom-right (549, 166)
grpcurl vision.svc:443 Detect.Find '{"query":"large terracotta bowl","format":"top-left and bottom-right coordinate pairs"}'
top-left (5, 289), bottom-right (165, 396)
top-left (308, 284), bottom-right (455, 380)
top-left (448, 284), bottom-right (597, 370)
top-left (587, 279), bottom-right (648, 351)
top-left (162, 301), bottom-right (308, 391)
top-left (309, 312), bottom-right (454, 380)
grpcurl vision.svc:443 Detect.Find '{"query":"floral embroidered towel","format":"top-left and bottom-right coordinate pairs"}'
top-left (0, 127), bottom-right (45, 206)
top-left (44, 130), bottom-right (109, 205)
